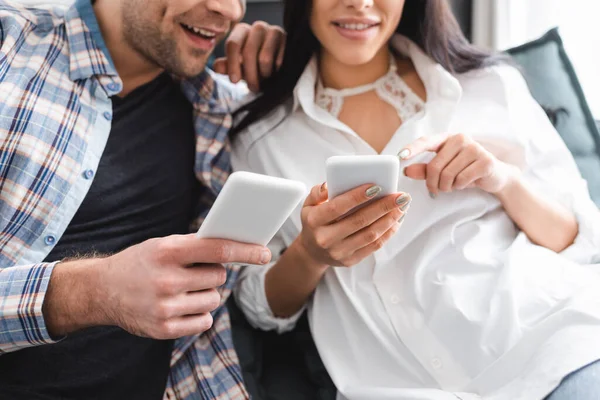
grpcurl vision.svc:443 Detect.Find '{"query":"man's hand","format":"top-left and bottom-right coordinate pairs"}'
top-left (43, 235), bottom-right (271, 339)
top-left (213, 21), bottom-right (286, 92)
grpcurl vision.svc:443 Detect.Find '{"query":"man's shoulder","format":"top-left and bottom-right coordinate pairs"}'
top-left (0, 0), bottom-right (68, 44)
top-left (0, 0), bottom-right (67, 29)
top-left (183, 68), bottom-right (252, 115)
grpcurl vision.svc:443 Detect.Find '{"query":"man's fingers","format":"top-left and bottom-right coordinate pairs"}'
top-left (275, 30), bottom-right (286, 69)
top-left (241, 22), bottom-right (267, 92)
top-left (182, 264), bottom-right (228, 292)
top-left (212, 58), bottom-right (227, 75)
top-left (397, 135), bottom-right (448, 161)
top-left (167, 289), bottom-right (223, 318)
top-left (160, 313), bottom-right (214, 338)
top-left (160, 235), bottom-right (271, 266)
top-left (225, 23), bottom-right (251, 83)
top-left (258, 27), bottom-right (284, 79)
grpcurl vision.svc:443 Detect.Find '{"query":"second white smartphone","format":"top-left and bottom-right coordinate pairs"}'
top-left (326, 155), bottom-right (400, 201)
top-left (196, 171), bottom-right (306, 246)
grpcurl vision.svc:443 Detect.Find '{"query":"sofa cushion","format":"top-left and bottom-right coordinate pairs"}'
top-left (507, 28), bottom-right (600, 205)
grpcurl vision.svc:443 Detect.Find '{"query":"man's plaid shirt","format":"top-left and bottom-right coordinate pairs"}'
top-left (0, 0), bottom-right (249, 398)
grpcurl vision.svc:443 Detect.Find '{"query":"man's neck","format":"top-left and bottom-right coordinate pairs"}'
top-left (93, 2), bottom-right (163, 97)
top-left (319, 47), bottom-right (390, 90)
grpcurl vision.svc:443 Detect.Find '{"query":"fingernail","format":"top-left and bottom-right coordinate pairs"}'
top-left (398, 149), bottom-right (411, 160)
top-left (261, 250), bottom-right (271, 264)
top-left (230, 73), bottom-right (239, 82)
top-left (429, 192), bottom-right (437, 199)
top-left (365, 185), bottom-right (382, 198)
top-left (320, 182), bottom-right (328, 192)
top-left (401, 201), bottom-right (411, 212)
top-left (395, 193), bottom-right (411, 207)
top-left (398, 214), bottom-right (406, 224)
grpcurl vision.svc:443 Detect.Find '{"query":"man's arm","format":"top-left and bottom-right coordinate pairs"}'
top-left (0, 263), bottom-right (59, 353)
top-left (213, 22), bottom-right (286, 92)
top-left (0, 235), bottom-right (271, 354)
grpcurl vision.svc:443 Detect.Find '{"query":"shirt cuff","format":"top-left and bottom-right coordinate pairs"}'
top-left (234, 263), bottom-right (305, 334)
top-left (0, 262), bottom-right (61, 353)
top-left (559, 193), bottom-right (600, 265)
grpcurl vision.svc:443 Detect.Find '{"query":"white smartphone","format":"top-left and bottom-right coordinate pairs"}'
top-left (196, 171), bottom-right (306, 246)
top-left (326, 155), bottom-right (400, 201)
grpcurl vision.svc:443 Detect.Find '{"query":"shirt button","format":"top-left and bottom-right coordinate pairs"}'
top-left (390, 294), bottom-right (400, 304)
top-left (107, 82), bottom-right (121, 92)
top-left (82, 169), bottom-right (95, 180)
top-left (431, 357), bottom-right (443, 370)
top-left (44, 235), bottom-right (56, 246)
top-left (103, 111), bottom-right (112, 121)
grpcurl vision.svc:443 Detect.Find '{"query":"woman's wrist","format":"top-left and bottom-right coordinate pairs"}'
top-left (288, 238), bottom-right (330, 276)
top-left (264, 238), bottom-right (330, 318)
top-left (493, 165), bottom-right (522, 204)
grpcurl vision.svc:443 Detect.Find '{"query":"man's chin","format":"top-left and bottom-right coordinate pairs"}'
top-left (154, 48), bottom-right (210, 78)
top-left (165, 61), bottom-right (209, 79)
top-left (177, 55), bottom-right (212, 78)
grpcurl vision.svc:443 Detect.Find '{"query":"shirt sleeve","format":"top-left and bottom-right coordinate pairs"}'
top-left (498, 66), bottom-right (600, 264)
top-left (0, 262), bottom-right (60, 353)
top-left (233, 232), bottom-right (305, 334)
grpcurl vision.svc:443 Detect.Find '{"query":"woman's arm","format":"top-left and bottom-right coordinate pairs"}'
top-left (267, 183), bottom-right (409, 317)
top-left (400, 131), bottom-right (579, 253)
top-left (264, 239), bottom-right (328, 318)
top-left (495, 173), bottom-right (577, 252)
top-left (242, 183), bottom-right (409, 322)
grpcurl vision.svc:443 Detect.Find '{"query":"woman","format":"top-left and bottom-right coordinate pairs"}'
top-left (230, 0), bottom-right (600, 399)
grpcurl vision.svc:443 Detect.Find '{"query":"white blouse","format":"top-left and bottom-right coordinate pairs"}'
top-left (231, 35), bottom-right (600, 400)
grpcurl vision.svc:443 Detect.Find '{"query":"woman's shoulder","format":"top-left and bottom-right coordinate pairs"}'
top-left (231, 98), bottom-right (297, 162)
top-left (457, 64), bottom-right (531, 105)
top-left (231, 101), bottom-right (298, 169)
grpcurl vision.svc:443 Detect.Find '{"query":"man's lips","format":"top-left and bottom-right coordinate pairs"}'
top-left (180, 23), bottom-right (225, 50)
top-left (180, 23), bottom-right (224, 39)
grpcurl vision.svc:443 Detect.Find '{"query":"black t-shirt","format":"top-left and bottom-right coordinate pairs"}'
top-left (0, 73), bottom-right (200, 399)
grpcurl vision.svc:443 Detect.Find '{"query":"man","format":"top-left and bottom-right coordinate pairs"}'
top-left (0, 0), bottom-right (284, 398)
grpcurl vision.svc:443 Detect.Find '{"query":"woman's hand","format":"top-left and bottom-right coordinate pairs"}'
top-left (399, 134), bottom-right (520, 197)
top-left (295, 183), bottom-right (411, 268)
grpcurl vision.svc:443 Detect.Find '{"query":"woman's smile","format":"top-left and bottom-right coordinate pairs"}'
top-left (331, 17), bottom-right (381, 41)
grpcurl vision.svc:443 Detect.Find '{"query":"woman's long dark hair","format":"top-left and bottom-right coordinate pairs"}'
top-left (231, 0), bottom-right (504, 137)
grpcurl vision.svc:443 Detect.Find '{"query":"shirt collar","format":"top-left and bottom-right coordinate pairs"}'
top-left (179, 69), bottom-right (232, 115)
top-left (64, 0), bottom-right (121, 93)
top-left (292, 34), bottom-right (463, 115)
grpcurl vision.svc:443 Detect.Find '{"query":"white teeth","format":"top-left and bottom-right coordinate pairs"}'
top-left (183, 24), bottom-right (216, 38)
top-left (338, 23), bottom-right (373, 30)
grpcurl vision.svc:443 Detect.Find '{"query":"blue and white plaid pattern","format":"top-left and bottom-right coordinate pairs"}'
top-left (0, 0), bottom-right (247, 398)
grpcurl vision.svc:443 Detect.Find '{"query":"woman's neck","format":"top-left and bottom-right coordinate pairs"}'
top-left (319, 47), bottom-right (390, 90)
